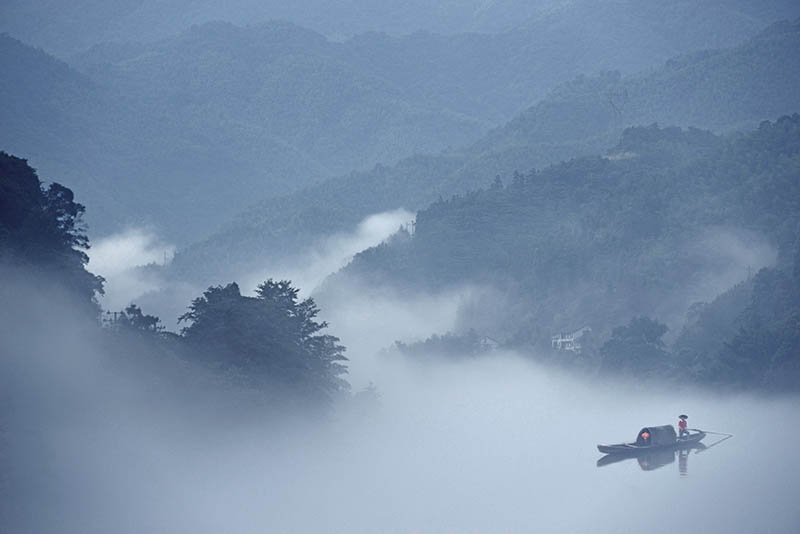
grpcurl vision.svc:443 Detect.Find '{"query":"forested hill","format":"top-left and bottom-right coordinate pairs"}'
top-left (4, 0), bottom-right (798, 58)
top-left (5, 7), bottom-right (800, 243)
top-left (171, 20), bottom-right (800, 283)
top-left (334, 116), bottom-right (800, 360)
top-left (0, 152), bottom-right (104, 314)
top-left (1, 27), bottom-right (483, 241)
top-left (0, 35), bottom-right (107, 202)
top-left (0, 152), bottom-right (350, 409)
top-left (483, 18), bottom-right (800, 151)
top-left (69, 20), bottom-right (490, 174)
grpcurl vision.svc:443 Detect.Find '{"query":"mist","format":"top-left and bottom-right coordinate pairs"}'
top-left (125, 209), bottom-right (414, 331)
top-left (654, 227), bottom-right (779, 336)
top-left (241, 209), bottom-right (414, 298)
top-left (87, 228), bottom-right (175, 311)
top-left (3, 2), bottom-right (800, 533)
top-left (2, 266), bottom-right (798, 534)
top-left (682, 227), bottom-right (776, 298)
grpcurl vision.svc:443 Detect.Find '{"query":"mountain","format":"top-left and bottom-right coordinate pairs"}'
top-left (332, 115), bottom-right (800, 354)
top-left (1, 0), bottom-right (549, 56)
top-left (8, 10), bottom-right (794, 245)
top-left (0, 34), bottom-right (135, 229)
top-left (2, 25), bottom-right (486, 242)
top-left (3, 0), bottom-right (799, 57)
top-left (486, 18), bottom-right (800, 150)
top-left (670, 258), bottom-right (800, 390)
top-left (71, 21), bottom-right (488, 175)
top-left (171, 19), bottom-right (800, 283)
top-left (1, 32), bottom-right (309, 240)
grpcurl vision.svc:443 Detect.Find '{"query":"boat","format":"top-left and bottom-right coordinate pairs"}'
top-left (597, 425), bottom-right (706, 455)
top-left (596, 442), bottom-right (707, 469)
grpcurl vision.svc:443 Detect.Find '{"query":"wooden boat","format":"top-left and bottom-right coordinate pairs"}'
top-left (597, 425), bottom-right (706, 455)
top-left (596, 442), bottom-right (707, 469)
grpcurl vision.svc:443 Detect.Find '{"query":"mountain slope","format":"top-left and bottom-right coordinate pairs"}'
top-left (1, 26), bottom-right (484, 241)
top-left (72, 21), bottom-right (487, 176)
top-left (5, 13), bottom-right (800, 245)
top-left (171, 19), bottom-right (800, 283)
top-left (486, 18), bottom-right (800, 150)
top-left (0, 34), bottom-right (136, 228)
top-left (3, 0), bottom-right (799, 57)
top-left (333, 116), bottom-right (800, 349)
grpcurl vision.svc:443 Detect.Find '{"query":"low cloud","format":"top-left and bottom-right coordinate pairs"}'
top-left (654, 226), bottom-right (779, 336)
top-left (241, 209), bottom-right (414, 297)
top-left (3, 266), bottom-right (799, 534)
top-left (88, 228), bottom-right (175, 311)
top-left (316, 280), bottom-right (474, 388)
top-left (686, 226), bottom-right (777, 298)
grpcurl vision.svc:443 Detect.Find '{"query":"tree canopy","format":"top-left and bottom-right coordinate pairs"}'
top-left (599, 317), bottom-right (669, 377)
top-left (339, 116), bottom-right (800, 391)
top-left (179, 280), bottom-right (348, 403)
top-left (0, 152), bottom-right (103, 313)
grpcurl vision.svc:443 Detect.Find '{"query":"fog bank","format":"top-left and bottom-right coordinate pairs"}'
top-left (241, 209), bottom-right (414, 297)
top-left (2, 268), bottom-right (799, 533)
top-left (87, 228), bottom-right (175, 311)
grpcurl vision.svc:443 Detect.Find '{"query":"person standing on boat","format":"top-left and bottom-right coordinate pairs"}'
top-left (678, 414), bottom-right (689, 437)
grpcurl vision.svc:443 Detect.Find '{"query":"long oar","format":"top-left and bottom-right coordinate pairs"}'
top-left (691, 428), bottom-right (733, 437)
top-left (690, 428), bottom-right (733, 452)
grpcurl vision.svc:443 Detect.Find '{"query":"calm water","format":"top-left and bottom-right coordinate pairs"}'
top-left (87, 353), bottom-right (788, 534)
top-left (297, 355), bottom-right (800, 534)
top-left (4, 296), bottom-right (799, 534)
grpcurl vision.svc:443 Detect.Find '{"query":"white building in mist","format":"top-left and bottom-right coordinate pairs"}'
top-left (551, 326), bottom-right (591, 353)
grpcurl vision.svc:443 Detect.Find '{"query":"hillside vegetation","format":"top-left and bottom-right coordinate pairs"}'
top-left (4, 7), bottom-right (800, 242)
top-left (332, 115), bottom-right (800, 391)
top-left (0, 153), bottom-right (349, 408)
top-left (2, 27), bottom-right (482, 241)
top-left (0, 152), bottom-right (104, 314)
top-left (173, 20), bottom-right (800, 283)
top-left (4, 0), bottom-right (797, 57)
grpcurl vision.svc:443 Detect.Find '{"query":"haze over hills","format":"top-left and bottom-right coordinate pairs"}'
top-left (7, 7), bottom-right (798, 243)
top-left (4, 4), bottom-right (800, 533)
top-left (0, 0), bottom-right (557, 56)
top-left (328, 115), bottom-right (800, 387)
top-left (5, 0), bottom-right (800, 58)
top-left (171, 19), bottom-right (800, 284)
top-left (3, 24), bottom-right (487, 241)
top-left (0, 31), bottom-right (319, 240)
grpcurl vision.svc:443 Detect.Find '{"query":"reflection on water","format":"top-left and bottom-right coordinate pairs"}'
top-left (597, 443), bottom-right (710, 475)
top-left (679, 448), bottom-right (691, 477)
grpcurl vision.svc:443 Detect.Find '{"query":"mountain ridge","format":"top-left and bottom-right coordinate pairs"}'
top-left (170, 19), bottom-right (800, 283)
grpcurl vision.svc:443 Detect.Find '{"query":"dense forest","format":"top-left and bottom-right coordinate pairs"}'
top-left (0, 153), bottom-right (349, 410)
top-left (334, 116), bottom-right (800, 390)
top-left (5, 0), bottom-right (797, 58)
top-left (172, 18), bottom-right (800, 284)
top-left (2, 117), bottom-right (797, 414)
top-left (9, 108), bottom-right (794, 402)
top-left (0, 152), bottom-right (104, 314)
top-left (6, 134), bottom-right (793, 392)
top-left (669, 260), bottom-right (800, 390)
top-left (0, 29), bottom-right (482, 239)
top-left (4, 7), bottom-right (800, 242)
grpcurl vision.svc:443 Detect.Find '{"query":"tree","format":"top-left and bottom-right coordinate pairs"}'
top-left (711, 266), bottom-right (800, 389)
top-left (116, 304), bottom-right (162, 333)
top-left (599, 316), bottom-right (669, 376)
top-left (0, 152), bottom-right (103, 314)
top-left (179, 280), bottom-right (348, 403)
top-left (490, 175), bottom-right (504, 191)
top-left (393, 329), bottom-right (491, 359)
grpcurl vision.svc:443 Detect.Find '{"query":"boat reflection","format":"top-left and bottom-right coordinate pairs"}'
top-left (597, 443), bottom-right (707, 473)
top-left (678, 448), bottom-right (690, 477)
